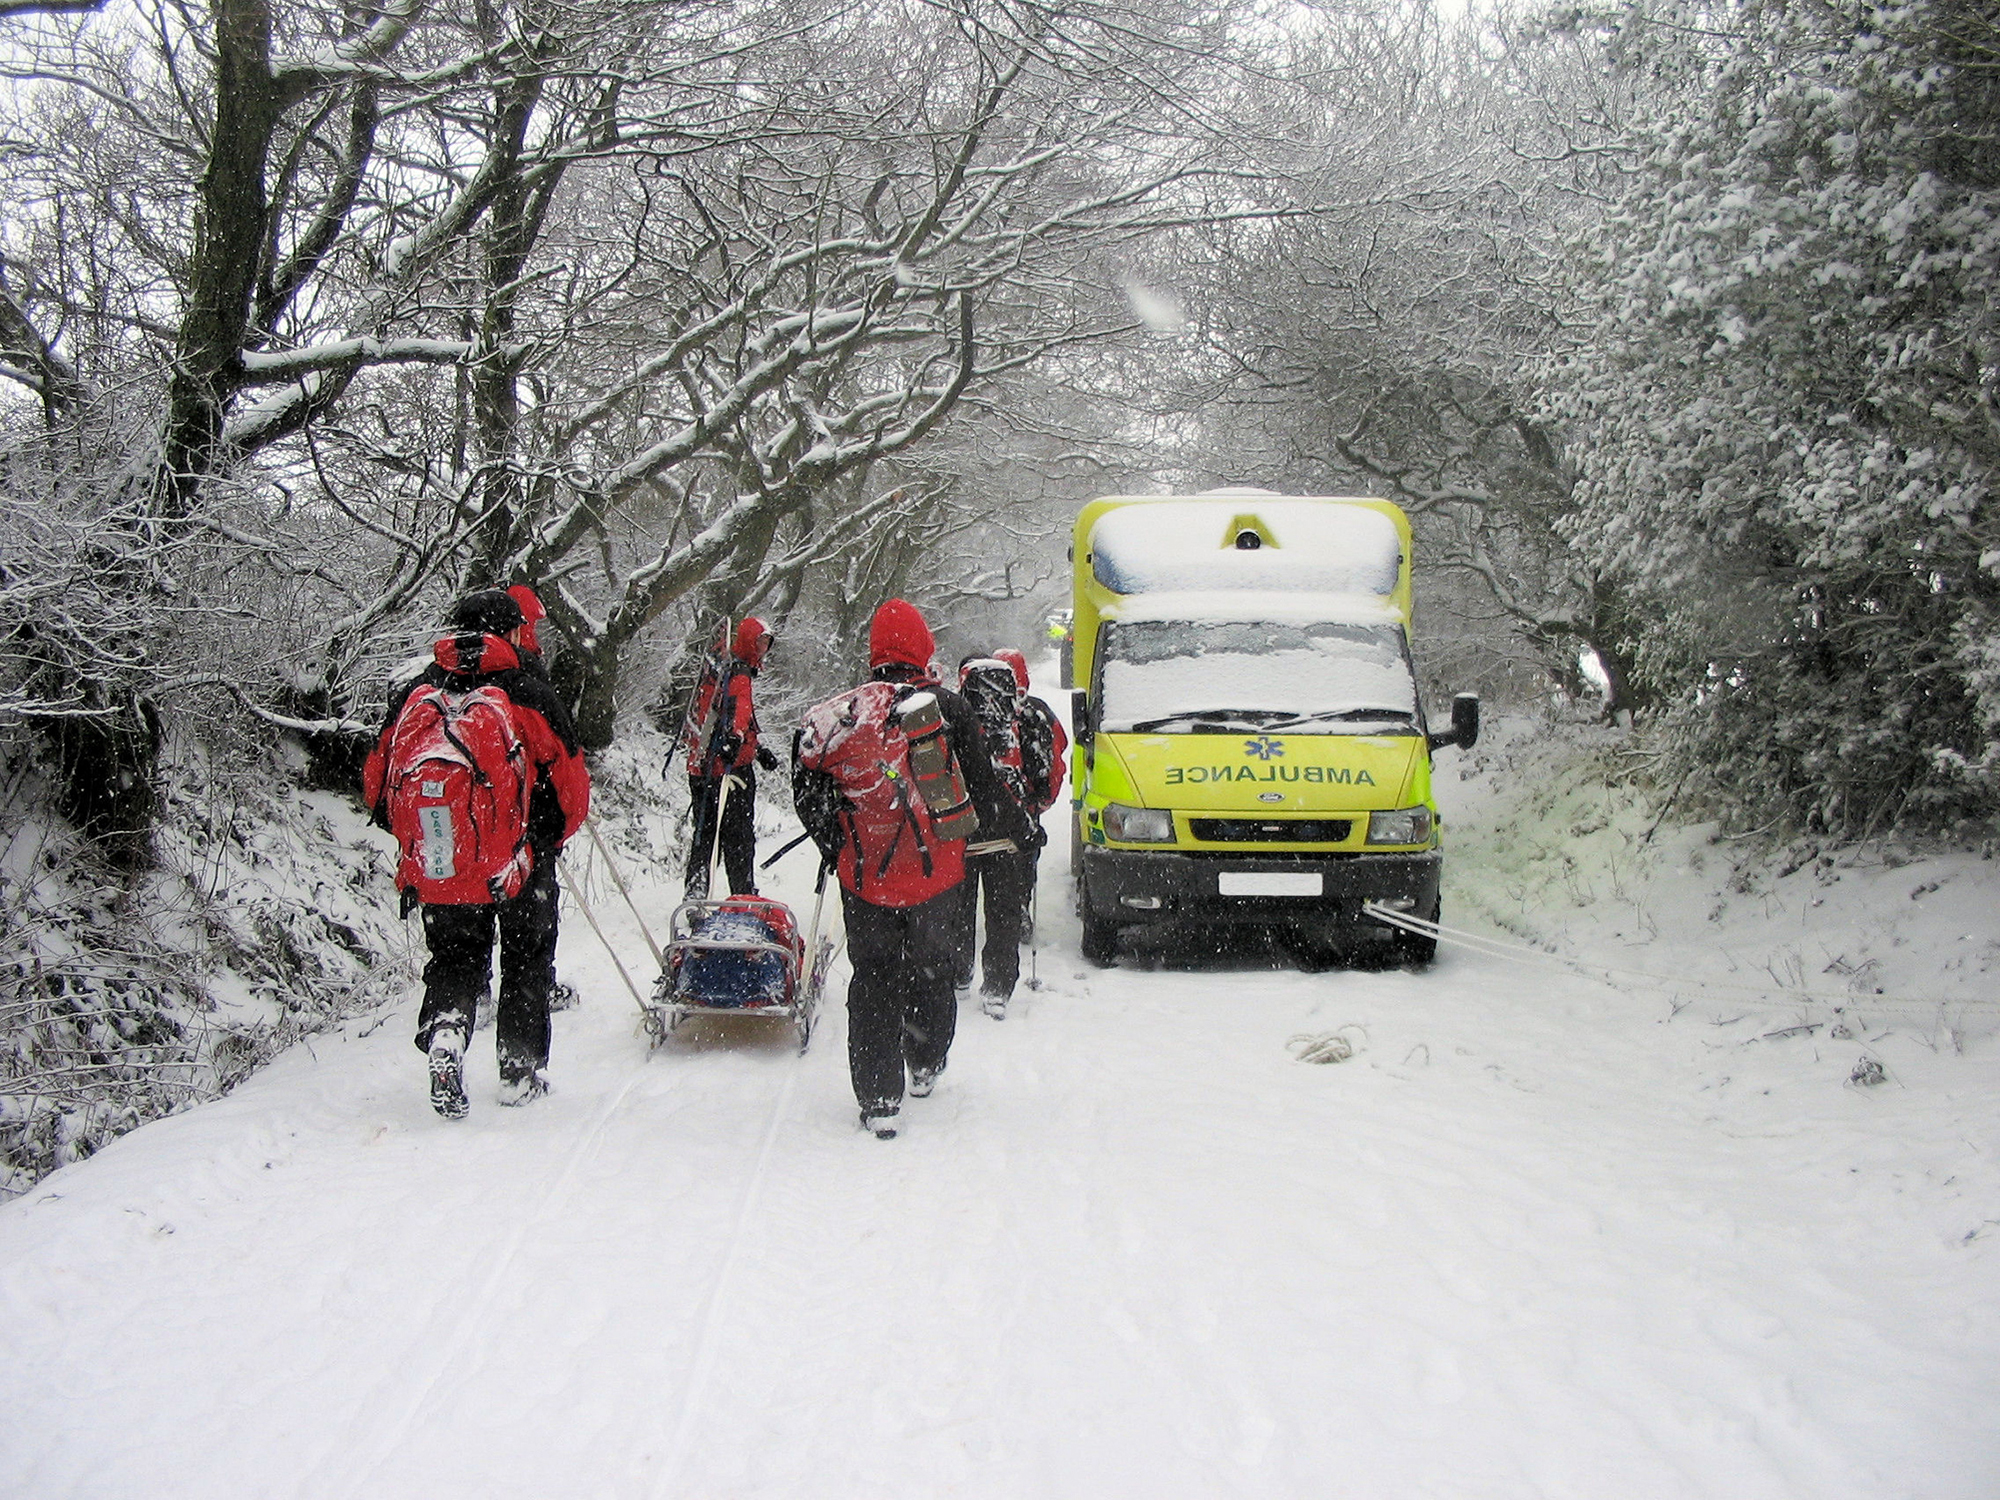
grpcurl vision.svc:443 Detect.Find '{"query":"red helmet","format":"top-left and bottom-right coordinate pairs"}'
top-left (733, 616), bottom-right (773, 668)
top-left (992, 648), bottom-right (1030, 696)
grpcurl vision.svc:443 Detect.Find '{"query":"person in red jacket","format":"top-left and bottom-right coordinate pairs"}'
top-left (505, 584), bottom-right (577, 1013)
top-left (363, 590), bottom-right (590, 1117)
top-left (950, 654), bottom-right (1034, 1018)
top-left (684, 617), bottom-right (778, 899)
top-left (792, 600), bottom-right (1029, 1138)
top-left (994, 646), bottom-right (1067, 934)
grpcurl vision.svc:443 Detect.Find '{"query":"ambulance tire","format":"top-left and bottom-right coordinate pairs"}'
top-left (1391, 896), bottom-right (1439, 969)
top-left (1080, 906), bottom-right (1120, 967)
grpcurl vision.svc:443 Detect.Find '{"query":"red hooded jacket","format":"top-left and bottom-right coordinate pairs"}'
top-left (363, 631), bottom-right (590, 858)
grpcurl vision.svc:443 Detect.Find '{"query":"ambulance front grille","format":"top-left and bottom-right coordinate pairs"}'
top-left (1187, 818), bottom-right (1353, 844)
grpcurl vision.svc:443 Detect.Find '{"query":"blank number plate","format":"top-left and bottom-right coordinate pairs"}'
top-left (1218, 872), bottom-right (1323, 897)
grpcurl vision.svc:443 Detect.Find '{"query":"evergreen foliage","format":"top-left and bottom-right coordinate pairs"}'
top-left (1551, 0), bottom-right (2000, 835)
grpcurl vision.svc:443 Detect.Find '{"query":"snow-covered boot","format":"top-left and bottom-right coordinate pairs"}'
top-left (497, 1069), bottom-right (550, 1107)
top-left (980, 987), bottom-right (1009, 1021)
top-left (428, 1037), bottom-right (468, 1120)
top-left (859, 1103), bottom-right (899, 1138)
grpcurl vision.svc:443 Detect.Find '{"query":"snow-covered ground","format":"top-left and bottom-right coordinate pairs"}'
top-left (2, 702), bottom-right (1996, 1499)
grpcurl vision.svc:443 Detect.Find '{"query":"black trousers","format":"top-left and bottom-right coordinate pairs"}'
top-left (1022, 821), bottom-right (1047, 929)
top-left (842, 884), bottom-right (962, 1113)
top-left (686, 769), bottom-right (756, 898)
top-left (949, 849), bottom-right (1029, 998)
top-left (415, 852), bottom-right (558, 1080)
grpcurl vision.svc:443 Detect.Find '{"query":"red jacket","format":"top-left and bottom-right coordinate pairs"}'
top-left (363, 632), bottom-right (590, 854)
top-left (683, 662), bottom-right (762, 778)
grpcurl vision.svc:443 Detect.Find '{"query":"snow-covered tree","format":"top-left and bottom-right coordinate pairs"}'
top-left (1550, 0), bottom-right (2000, 835)
top-left (1100, 4), bottom-right (1646, 708)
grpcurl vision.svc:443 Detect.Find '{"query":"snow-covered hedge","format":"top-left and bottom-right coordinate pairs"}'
top-left (0, 748), bottom-right (412, 1195)
top-left (1551, 0), bottom-right (2000, 836)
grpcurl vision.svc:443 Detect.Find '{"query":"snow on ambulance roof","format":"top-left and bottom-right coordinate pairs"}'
top-left (1105, 590), bottom-right (1404, 628)
top-left (1088, 499), bottom-right (1402, 598)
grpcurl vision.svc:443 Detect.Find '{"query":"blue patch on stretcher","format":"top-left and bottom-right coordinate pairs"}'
top-left (672, 908), bottom-right (791, 1007)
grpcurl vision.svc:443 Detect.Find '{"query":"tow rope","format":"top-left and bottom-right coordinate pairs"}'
top-left (1359, 901), bottom-right (1994, 1017)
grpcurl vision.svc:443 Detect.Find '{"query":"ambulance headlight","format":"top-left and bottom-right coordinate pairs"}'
top-left (1366, 807), bottom-right (1434, 846)
top-left (1103, 804), bottom-right (1174, 843)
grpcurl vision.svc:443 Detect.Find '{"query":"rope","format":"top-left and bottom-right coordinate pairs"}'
top-left (1288, 1024), bottom-right (1365, 1064)
top-left (559, 855), bottom-right (652, 1016)
top-left (1359, 901), bottom-right (1996, 1017)
top-left (583, 819), bottom-right (663, 965)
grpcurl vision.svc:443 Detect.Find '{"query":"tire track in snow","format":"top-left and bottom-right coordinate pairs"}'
top-left (643, 1052), bottom-right (801, 1498)
top-left (330, 1058), bottom-right (663, 1500)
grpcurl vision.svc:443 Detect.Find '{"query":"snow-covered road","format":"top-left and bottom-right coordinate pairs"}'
top-left (3, 725), bottom-right (1996, 1500)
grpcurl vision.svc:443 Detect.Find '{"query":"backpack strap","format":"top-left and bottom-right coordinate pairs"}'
top-left (874, 764), bottom-right (932, 884)
top-left (427, 694), bottom-right (493, 789)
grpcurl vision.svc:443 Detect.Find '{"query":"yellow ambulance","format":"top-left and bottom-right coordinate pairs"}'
top-left (1067, 491), bottom-right (1479, 966)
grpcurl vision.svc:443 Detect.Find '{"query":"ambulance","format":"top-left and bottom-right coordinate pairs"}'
top-left (1067, 491), bottom-right (1479, 966)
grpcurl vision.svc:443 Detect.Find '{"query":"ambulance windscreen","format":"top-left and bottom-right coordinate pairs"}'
top-left (1097, 620), bottom-right (1418, 735)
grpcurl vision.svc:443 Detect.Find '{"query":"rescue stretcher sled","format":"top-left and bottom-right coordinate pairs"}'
top-left (645, 879), bottom-right (835, 1053)
top-left (643, 770), bottom-right (837, 1051)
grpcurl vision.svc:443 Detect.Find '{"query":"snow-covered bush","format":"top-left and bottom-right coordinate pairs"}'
top-left (0, 744), bottom-right (412, 1196)
top-left (1550, 0), bottom-right (2000, 835)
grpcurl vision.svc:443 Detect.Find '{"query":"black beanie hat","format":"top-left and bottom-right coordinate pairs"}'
top-left (447, 589), bottom-right (525, 635)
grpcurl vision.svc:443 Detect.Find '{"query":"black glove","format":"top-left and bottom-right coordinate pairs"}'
top-left (756, 743), bottom-right (779, 772)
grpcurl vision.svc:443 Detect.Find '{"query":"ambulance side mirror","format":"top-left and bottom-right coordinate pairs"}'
top-left (1072, 690), bottom-right (1094, 747)
top-left (1428, 693), bottom-right (1479, 753)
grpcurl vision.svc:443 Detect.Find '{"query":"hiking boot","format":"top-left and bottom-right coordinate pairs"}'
top-left (980, 993), bottom-right (1008, 1021)
top-left (547, 981), bottom-right (579, 1012)
top-left (860, 1105), bottom-right (899, 1139)
top-left (497, 1070), bottom-right (550, 1107)
top-left (428, 1041), bottom-right (468, 1120)
top-left (908, 1065), bottom-right (940, 1098)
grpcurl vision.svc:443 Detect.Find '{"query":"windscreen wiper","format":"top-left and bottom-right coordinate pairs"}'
top-left (1126, 708), bottom-right (1295, 732)
top-left (1266, 708), bottom-right (1417, 730)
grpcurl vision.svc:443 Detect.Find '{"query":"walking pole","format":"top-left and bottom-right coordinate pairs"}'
top-left (1025, 878), bottom-right (1041, 990)
top-left (584, 819), bottom-right (662, 966)
top-left (759, 829), bottom-right (814, 870)
top-left (559, 855), bottom-right (651, 1015)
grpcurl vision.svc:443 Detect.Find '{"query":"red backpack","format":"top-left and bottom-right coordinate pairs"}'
top-left (797, 680), bottom-right (971, 907)
top-left (382, 683), bottom-right (535, 905)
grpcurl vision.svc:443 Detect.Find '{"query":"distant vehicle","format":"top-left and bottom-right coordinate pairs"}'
top-left (1046, 608), bottom-right (1074, 687)
top-left (1067, 490), bottom-right (1479, 967)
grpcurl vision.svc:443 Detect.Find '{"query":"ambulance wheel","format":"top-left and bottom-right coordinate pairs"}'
top-left (1080, 907), bottom-right (1120, 967)
top-left (1391, 896), bottom-right (1440, 969)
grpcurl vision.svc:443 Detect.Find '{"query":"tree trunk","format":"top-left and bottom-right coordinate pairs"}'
top-left (157, 0), bottom-right (287, 519)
